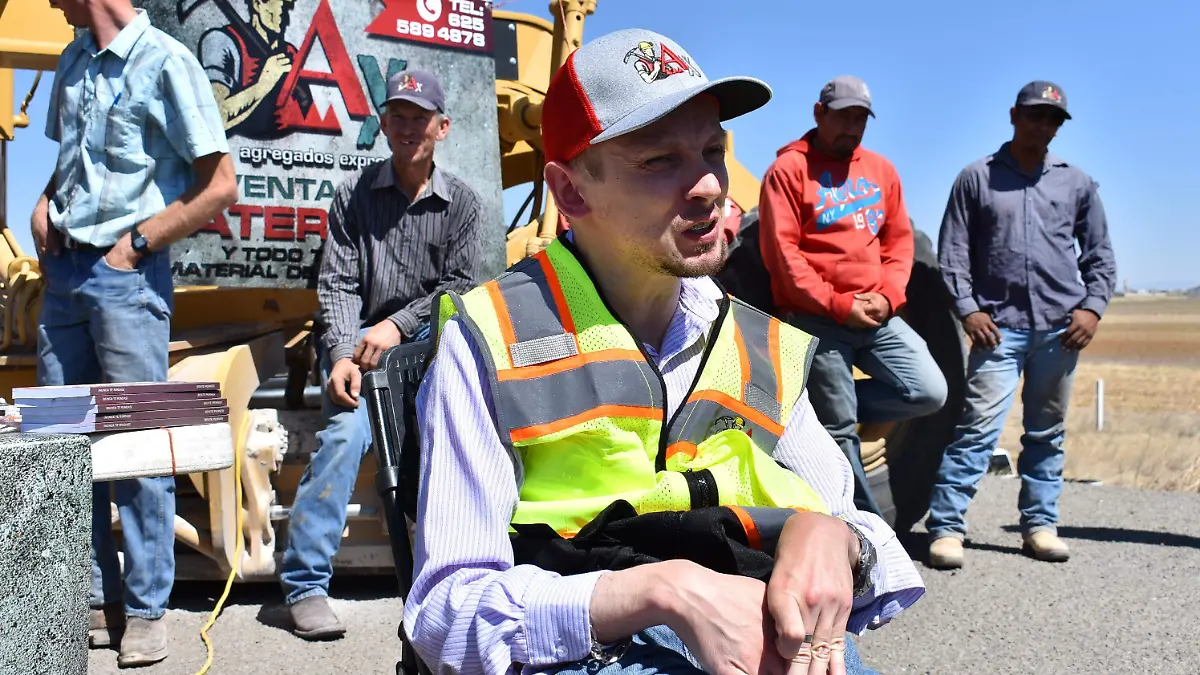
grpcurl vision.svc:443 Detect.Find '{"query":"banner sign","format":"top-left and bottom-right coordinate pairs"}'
top-left (366, 0), bottom-right (494, 54)
top-left (139, 0), bottom-right (505, 289)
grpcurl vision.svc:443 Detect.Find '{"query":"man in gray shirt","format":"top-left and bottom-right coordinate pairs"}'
top-left (925, 81), bottom-right (1116, 569)
top-left (279, 69), bottom-right (483, 638)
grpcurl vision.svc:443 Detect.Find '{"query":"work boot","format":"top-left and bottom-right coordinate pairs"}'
top-left (928, 536), bottom-right (964, 569)
top-left (88, 604), bottom-right (125, 649)
top-left (1022, 531), bottom-right (1070, 562)
top-left (290, 596), bottom-right (346, 641)
top-left (117, 616), bottom-right (168, 668)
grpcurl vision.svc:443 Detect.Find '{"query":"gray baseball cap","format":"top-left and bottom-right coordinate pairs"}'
top-left (819, 75), bottom-right (874, 117)
top-left (1016, 80), bottom-right (1071, 119)
top-left (541, 28), bottom-right (772, 164)
top-left (384, 69), bottom-right (445, 114)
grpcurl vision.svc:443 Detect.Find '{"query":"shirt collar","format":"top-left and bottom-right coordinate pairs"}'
top-left (85, 9), bottom-right (150, 59)
top-left (371, 160), bottom-right (451, 203)
top-left (992, 141), bottom-right (1068, 175)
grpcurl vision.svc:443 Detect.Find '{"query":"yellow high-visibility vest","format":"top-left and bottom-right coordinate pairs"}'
top-left (436, 236), bottom-right (828, 537)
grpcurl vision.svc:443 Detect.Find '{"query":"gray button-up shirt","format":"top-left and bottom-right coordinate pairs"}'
top-left (318, 160), bottom-right (483, 363)
top-left (937, 142), bottom-right (1116, 331)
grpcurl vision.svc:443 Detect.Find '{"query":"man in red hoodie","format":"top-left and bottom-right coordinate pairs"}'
top-left (758, 75), bottom-right (947, 517)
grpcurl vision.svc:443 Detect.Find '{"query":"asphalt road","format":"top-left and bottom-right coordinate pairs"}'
top-left (88, 476), bottom-right (1200, 674)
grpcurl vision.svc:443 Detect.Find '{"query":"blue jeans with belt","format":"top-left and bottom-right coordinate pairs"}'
top-left (280, 323), bottom-right (430, 604)
top-left (785, 313), bottom-right (948, 516)
top-left (546, 625), bottom-right (878, 675)
top-left (925, 326), bottom-right (1079, 540)
top-left (36, 248), bottom-right (175, 620)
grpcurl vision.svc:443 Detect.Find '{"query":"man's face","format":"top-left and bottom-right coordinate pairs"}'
top-left (380, 100), bottom-right (449, 165)
top-left (813, 104), bottom-right (869, 158)
top-left (251, 0), bottom-right (293, 35)
top-left (49, 0), bottom-right (88, 28)
top-left (567, 96), bottom-right (729, 279)
top-left (1010, 104), bottom-right (1066, 153)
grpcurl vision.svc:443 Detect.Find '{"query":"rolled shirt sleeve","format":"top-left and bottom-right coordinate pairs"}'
top-left (198, 29), bottom-right (240, 91)
top-left (156, 51), bottom-right (229, 162)
top-left (772, 390), bottom-right (926, 633)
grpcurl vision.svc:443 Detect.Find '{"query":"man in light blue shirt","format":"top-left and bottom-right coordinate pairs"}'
top-left (34, 0), bottom-right (237, 667)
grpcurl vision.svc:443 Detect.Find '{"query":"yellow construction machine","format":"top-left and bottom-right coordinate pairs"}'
top-left (0, 0), bottom-right (964, 583)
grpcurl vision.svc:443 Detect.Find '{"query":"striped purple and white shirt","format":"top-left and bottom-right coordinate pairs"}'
top-left (405, 274), bottom-right (926, 674)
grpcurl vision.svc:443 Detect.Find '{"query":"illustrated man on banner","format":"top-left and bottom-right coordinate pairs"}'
top-left (198, 0), bottom-right (303, 139)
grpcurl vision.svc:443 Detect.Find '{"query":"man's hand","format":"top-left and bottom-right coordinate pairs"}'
top-left (962, 311), bottom-right (1002, 351)
top-left (326, 357), bottom-right (362, 408)
top-left (767, 512), bottom-right (858, 675)
top-left (259, 53), bottom-right (293, 91)
top-left (32, 199), bottom-right (61, 260)
top-left (103, 233), bottom-right (142, 271)
top-left (854, 292), bottom-right (891, 324)
top-left (843, 299), bottom-right (881, 330)
top-left (353, 320), bottom-right (403, 371)
top-left (1061, 309), bottom-right (1100, 351)
top-left (662, 562), bottom-right (787, 675)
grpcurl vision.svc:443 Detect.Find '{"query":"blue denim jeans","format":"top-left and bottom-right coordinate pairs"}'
top-left (36, 248), bottom-right (175, 620)
top-left (925, 326), bottom-right (1079, 540)
top-left (280, 323), bottom-right (430, 604)
top-left (785, 313), bottom-right (948, 515)
top-left (546, 625), bottom-right (877, 675)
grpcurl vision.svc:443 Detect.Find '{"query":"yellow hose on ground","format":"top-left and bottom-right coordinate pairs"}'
top-left (191, 431), bottom-right (244, 675)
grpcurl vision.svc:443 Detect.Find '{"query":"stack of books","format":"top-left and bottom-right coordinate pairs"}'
top-left (15, 381), bottom-right (229, 434)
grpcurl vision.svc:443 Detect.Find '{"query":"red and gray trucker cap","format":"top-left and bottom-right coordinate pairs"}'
top-left (541, 28), bottom-right (772, 164)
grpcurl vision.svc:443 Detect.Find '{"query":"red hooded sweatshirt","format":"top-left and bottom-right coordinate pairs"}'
top-left (758, 130), bottom-right (913, 324)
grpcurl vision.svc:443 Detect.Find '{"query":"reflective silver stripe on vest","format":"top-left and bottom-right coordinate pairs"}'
top-left (496, 255), bottom-right (568, 345)
top-left (510, 333), bottom-right (579, 367)
top-left (731, 303), bottom-right (781, 423)
top-left (669, 397), bottom-right (783, 453)
top-left (498, 358), bottom-right (663, 433)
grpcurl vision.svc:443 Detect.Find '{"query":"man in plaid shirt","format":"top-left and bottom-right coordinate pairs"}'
top-left (35, 0), bottom-right (237, 667)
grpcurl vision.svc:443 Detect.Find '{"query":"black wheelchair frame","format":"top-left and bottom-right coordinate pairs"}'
top-left (362, 340), bottom-right (437, 675)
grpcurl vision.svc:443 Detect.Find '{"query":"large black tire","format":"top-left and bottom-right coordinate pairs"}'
top-left (718, 213), bottom-right (966, 533)
top-left (880, 228), bottom-right (967, 533)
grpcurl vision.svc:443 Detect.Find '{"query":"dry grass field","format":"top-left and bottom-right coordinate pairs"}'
top-left (998, 296), bottom-right (1200, 492)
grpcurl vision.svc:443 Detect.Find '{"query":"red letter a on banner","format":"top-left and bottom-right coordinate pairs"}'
top-left (275, 0), bottom-right (371, 133)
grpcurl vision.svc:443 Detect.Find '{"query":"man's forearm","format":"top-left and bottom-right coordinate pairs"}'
top-left (589, 562), bottom-right (681, 644)
top-left (137, 153), bottom-right (237, 251)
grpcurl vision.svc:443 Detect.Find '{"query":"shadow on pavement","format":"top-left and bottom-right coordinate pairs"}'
top-left (166, 576), bottom-right (401, 614)
top-left (962, 540), bottom-right (1023, 556)
top-left (1002, 525), bottom-right (1200, 548)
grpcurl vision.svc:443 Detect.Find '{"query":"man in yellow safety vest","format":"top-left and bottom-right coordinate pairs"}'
top-left (403, 28), bottom-right (925, 675)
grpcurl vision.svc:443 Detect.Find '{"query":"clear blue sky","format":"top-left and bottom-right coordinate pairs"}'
top-left (6, 0), bottom-right (1198, 290)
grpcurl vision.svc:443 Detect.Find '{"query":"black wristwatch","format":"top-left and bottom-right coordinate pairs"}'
top-left (130, 224), bottom-right (151, 256)
top-left (844, 520), bottom-right (877, 598)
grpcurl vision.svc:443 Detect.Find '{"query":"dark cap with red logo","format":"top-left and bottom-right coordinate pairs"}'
top-left (384, 68), bottom-right (446, 114)
top-left (541, 28), bottom-right (772, 164)
top-left (1016, 80), bottom-right (1071, 119)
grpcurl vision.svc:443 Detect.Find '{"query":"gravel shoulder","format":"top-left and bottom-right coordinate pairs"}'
top-left (89, 477), bottom-right (1200, 674)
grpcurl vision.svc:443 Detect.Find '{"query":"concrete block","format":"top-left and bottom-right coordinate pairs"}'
top-left (0, 433), bottom-right (92, 675)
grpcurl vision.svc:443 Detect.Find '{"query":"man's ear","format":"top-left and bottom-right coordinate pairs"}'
top-left (812, 102), bottom-right (824, 125)
top-left (435, 114), bottom-right (451, 141)
top-left (1009, 106), bottom-right (1018, 126)
top-left (544, 161), bottom-right (591, 220)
